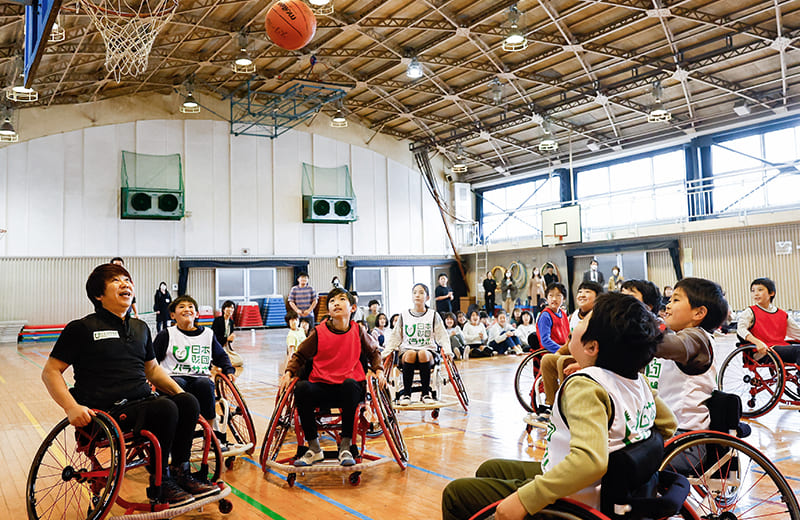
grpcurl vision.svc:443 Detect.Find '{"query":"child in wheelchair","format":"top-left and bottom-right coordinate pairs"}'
top-left (278, 287), bottom-right (385, 467)
top-left (154, 295), bottom-right (238, 451)
top-left (383, 283), bottom-right (453, 405)
top-left (736, 277), bottom-right (800, 363)
top-left (42, 263), bottom-right (218, 506)
top-left (442, 293), bottom-right (679, 520)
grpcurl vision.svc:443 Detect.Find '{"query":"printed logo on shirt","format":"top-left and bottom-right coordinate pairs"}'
top-left (645, 359), bottom-right (662, 389)
top-left (171, 344), bottom-right (212, 374)
top-left (405, 322), bottom-right (432, 347)
top-left (93, 330), bottom-right (120, 341)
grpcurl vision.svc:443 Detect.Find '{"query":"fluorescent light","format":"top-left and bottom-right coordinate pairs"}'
top-left (309, 0), bottom-right (330, 5)
top-left (587, 142), bottom-right (600, 152)
top-left (406, 57), bottom-right (423, 79)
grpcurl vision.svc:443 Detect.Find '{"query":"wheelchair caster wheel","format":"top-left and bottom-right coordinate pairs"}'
top-left (431, 408), bottom-right (440, 419)
top-left (225, 456), bottom-right (235, 470)
top-left (287, 473), bottom-right (296, 487)
top-left (349, 472), bottom-right (361, 486)
top-left (218, 498), bottom-right (233, 514)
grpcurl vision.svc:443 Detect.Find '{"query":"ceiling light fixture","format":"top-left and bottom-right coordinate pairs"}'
top-left (647, 80), bottom-right (671, 122)
top-left (406, 56), bottom-right (423, 79)
top-left (586, 142), bottom-right (600, 152)
top-left (491, 78), bottom-right (503, 105)
top-left (539, 119), bottom-right (558, 152)
top-left (6, 56), bottom-right (38, 102)
top-left (48, 16), bottom-right (65, 42)
top-left (502, 5), bottom-right (527, 52)
top-left (452, 143), bottom-right (467, 173)
top-left (232, 32), bottom-right (255, 74)
top-left (331, 109), bottom-right (347, 128)
top-left (308, 0), bottom-right (333, 15)
top-left (0, 115), bottom-right (18, 142)
top-left (180, 92), bottom-right (200, 113)
top-left (733, 100), bottom-right (751, 116)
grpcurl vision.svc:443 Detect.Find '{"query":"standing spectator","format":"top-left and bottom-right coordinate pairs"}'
top-left (110, 257), bottom-right (138, 317)
top-left (365, 300), bottom-right (381, 330)
top-left (661, 286), bottom-right (673, 310)
top-left (607, 266), bottom-right (623, 293)
top-left (543, 263), bottom-right (560, 287)
top-left (528, 267), bottom-right (545, 311)
top-left (153, 281), bottom-right (172, 332)
top-left (331, 276), bottom-right (343, 290)
top-left (434, 273), bottom-right (455, 316)
top-left (288, 272), bottom-right (318, 325)
top-left (501, 270), bottom-right (516, 315)
top-left (582, 258), bottom-right (605, 285)
top-left (483, 271), bottom-right (497, 316)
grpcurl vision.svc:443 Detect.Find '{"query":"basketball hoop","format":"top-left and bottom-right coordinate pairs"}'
top-left (79, 0), bottom-right (179, 81)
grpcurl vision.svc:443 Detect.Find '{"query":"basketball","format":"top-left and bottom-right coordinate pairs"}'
top-left (266, 0), bottom-right (317, 51)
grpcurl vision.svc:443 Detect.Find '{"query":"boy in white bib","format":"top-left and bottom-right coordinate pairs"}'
top-left (442, 293), bottom-right (677, 520)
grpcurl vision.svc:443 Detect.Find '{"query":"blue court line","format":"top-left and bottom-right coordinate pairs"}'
top-left (363, 449), bottom-right (454, 481)
top-left (241, 456), bottom-right (374, 520)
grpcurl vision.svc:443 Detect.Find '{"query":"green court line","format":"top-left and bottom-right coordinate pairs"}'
top-left (225, 481), bottom-right (287, 520)
top-left (17, 350), bottom-right (45, 370)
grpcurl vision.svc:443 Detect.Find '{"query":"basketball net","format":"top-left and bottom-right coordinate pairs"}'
top-left (79, 0), bottom-right (179, 81)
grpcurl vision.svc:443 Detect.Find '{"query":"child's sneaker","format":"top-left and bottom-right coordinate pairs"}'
top-left (397, 395), bottom-right (412, 406)
top-left (172, 463), bottom-right (220, 499)
top-left (453, 346), bottom-right (462, 360)
top-left (530, 411), bottom-right (551, 430)
top-left (338, 449), bottom-right (356, 466)
top-left (421, 394), bottom-right (437, 405)
top-left (513, 345), bottom-right (523, 355)
top-left (159, 477), bottom-right (195, 506)
top-left (294, 449), bottom-right (324, 467)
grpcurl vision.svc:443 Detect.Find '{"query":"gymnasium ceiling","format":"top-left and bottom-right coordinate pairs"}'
top-left (2, 0), bottom-right (800, 184)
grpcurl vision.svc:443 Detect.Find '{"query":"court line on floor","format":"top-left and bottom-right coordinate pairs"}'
top-left (18, 402), bottom-right (49, 439)
top-left (17, 350), bottom-right (45, 370)
top-left (224, 481), bottom-right (286, 520)
top-left (241, 456), bottom-right (374, 520)
top-left (0, 374), bottom-right (5, 384)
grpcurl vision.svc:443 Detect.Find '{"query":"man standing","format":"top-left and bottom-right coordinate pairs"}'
top-left (483, 271), bottom-right (497, 315)
top-left (288, 272), bottom-right (318, 325)
top-left (582, 258), bottom-right (605, 285)
top-left (434, 273), bottom-right (454, 316)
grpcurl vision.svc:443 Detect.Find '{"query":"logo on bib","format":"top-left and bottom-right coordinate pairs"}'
top-left (93, 330), bottom-right (120, 341)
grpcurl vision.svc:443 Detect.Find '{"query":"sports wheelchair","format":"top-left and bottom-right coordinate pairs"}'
top-left (259, 375), bottom-right (408, 487)
top-left (718, 343), bottom-right (800, 417)
top-left (27, 410), bottom-right (232, 520)
top-left (514, 347), bottom-right (549, 414)
top-left (213, 372), bottom-right (256, 467)
top-left (382, 346), bottom-right (469, 418)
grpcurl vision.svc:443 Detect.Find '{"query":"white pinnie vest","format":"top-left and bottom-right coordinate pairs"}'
top-left (644, 329), bottom-right (715, 431)
top-left (400, 308), bottom-right (437, 350)
top-left (161, 326), bottom-right (214, 376)
top-left (542, 366), bottom-right (657, 509)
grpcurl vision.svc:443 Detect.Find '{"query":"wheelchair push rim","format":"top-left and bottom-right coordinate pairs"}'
top-left (442, 352), bottom-right (469, 412)
top-left (514, 349), bottom-right (547, 413)
top-left (214, 373), bottom-right (257, 454)
top-left (260, 379), bottom-right (298, 469)
top-left (367, 375), bottom-right (409, 469)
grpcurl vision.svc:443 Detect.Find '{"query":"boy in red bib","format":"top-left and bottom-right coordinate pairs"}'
top-left (737, 277), bottom-right (800, 363)
top-left (279, 287), bottom-right (384, 467)
top-left (536, 282), bottom-right (570, 353)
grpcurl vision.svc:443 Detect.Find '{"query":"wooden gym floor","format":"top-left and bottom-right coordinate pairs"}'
top-left (2, 330), bottom-right (799, 520)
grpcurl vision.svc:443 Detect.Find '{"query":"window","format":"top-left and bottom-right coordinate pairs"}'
top-left (353, 267), bottom-right (384, 309)
top-left (215, 268), bottom-right (276, 310)
top-left (481, 175), bottom-right (560, 243)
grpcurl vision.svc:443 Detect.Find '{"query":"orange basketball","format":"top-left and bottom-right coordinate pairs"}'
top-left (266, 0), bottom-right (317, 51)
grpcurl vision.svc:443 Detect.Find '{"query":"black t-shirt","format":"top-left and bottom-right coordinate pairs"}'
top-left (50, 307), bottom-right (155, 410)
top-left (435, 285), bottom-right (453, 313)
top-left (483, 278), bottom-right (497, 296)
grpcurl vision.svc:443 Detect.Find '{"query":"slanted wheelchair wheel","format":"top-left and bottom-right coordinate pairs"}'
top-left (531, 374), bottom-right (547, 413)
top-left (514, 349), bottom-right (547, 413)
top-left (215, 373), bottom-right (257, 454)
top-left (443, 353), bottom-right (469, 411)
top-left (718, 346), bottom-right (785, 418)
top-left (367, 376), bottom-right (408, 469)
top-left (660, 430), bottom-right (800, 520)
top-left (191, 416), bottom-right (222, 482)
top-left (27, 410), bottom-right (125, 520)
top-left (260, 379), bottom-right (297, 468)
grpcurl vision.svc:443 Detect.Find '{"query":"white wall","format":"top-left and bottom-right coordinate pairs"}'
top-left (0, 120), bottom-right (450, 258)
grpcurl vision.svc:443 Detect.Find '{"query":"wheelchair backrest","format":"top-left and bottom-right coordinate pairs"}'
top-left (704, 389), bottom-right (743, 436)
top-left (600, 429), bottom-right (664, 518)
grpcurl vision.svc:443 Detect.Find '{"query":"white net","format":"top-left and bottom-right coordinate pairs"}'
top-left (80, 0), bottom-right (178, 81)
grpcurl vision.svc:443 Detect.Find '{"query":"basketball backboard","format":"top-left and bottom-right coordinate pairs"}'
top-left (541, 204), bottom-right (582, 247)
top-left (24, 0), bottom-right (63, 87)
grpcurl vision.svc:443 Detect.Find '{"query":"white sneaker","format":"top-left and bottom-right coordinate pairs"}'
top-left (422, 394), bottom-right (437, 405)
top-left (513, 345), bottom-right (523, 355)
top-left (397, 395), bottom-right (412, 406)
top-left (293, 449), bottom-right (324, 467)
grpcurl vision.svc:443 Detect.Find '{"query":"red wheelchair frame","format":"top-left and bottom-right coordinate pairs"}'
top-left (259, 375), bottom-right (408, 487)
top-left (26, 410), bottom-right (232, 520)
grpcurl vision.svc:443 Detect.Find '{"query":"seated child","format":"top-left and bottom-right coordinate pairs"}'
top-left (365, 299), bottom-right (381, 330)
top-left (443, 312), bottom-right (467, 359)
top-left (456, 311), bottom-right (468, 329)
top-left (371, 312), bottom-right (389, 347)
top-left (487, 310), bottom-right (523, 355)
top-left (736, 277), bottom-right (800, 363)
top-left (285, 310), bottom-right (306, 357)
top-left (383, 283), bottom-right (452, 405)
top-left (154, 295), bottom-right (237, 451)
top-left (536, 282), bottom-right (569, 353)
top-left (515, 311), bottom-right (537, 351)
top-left (279, 287), bottom-right (384, 467)
top-left (510, 307), bottom-right (523, 327)
top-left (620, 279), bottom-right (663, 323)
top-left (534, 282), bottom-right (602, 426)
top-left (644, 277), bottom-right (726, 432)
top-left (462, 310), bottom-right (491, 358)
top-left (441, 293), bottom-right (677, 520)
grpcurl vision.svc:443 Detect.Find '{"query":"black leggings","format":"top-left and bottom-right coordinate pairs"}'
top-left (172, 375), bottom-right (216, 421)
top-left (773, 345), bottom-right (800, 364)
top-left (400, 357), bottom-right (435, 397)
top-left (112, 393), bottom-right (200, 473)
top-left (294, 379), bottom-right (365, 441)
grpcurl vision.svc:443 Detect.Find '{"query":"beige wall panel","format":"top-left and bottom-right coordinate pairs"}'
top-left (185, 268), bottom-right (215, 311)
top-left (646, 250), bottom-right (676, 293)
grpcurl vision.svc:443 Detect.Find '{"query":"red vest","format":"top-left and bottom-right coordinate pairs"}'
top-left (309, 321), bottom-right (366, 384)
top-left (539, 307), bottom-right (570, 347)
top-left (749, 305), bottom-right (789, 347)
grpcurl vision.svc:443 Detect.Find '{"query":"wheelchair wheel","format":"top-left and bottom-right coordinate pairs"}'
top-left (260, 379), bottom-right (297, 468)
top-left (718, 346), bottom-right (785, 418)
top-left (443, 353), bottom-right (469, 411)
top-left (514, 349), bottom-right (547, 413)
top-left (782, 363), bottom-right (800, 402)
top-left (367, 376), bottom-right (408, 469)
top-left (191, 416), bottom-right (222, 482)
top-left (531, 374), bottom-right (547, 413)
top-left (215, 373), bottom-right (256, 454)
top-left (27, 411), bottom-right (125, 520)
top-left (469, 497), bottom-right (612, 520)
top-left (660, 430), bottom-right (800, 520)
